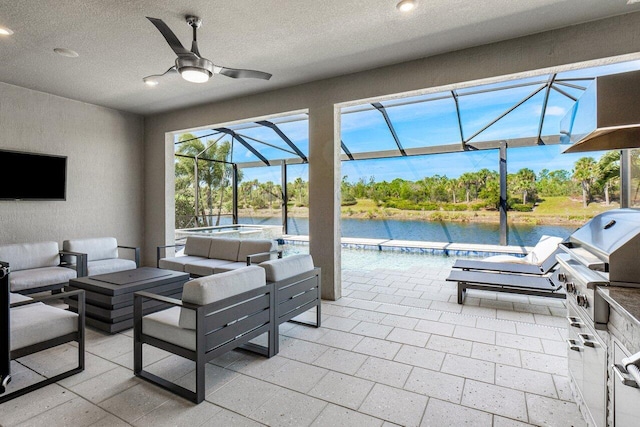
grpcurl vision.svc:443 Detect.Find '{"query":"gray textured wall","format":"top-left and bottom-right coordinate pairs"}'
top-left (0, 82), bottom-right (144, 250)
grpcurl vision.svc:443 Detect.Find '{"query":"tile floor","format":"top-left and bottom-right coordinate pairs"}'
top-left (0, 263), bottom-right (584, 426)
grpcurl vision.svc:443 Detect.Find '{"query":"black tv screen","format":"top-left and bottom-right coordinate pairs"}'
top-left (0, 149), bottom-right (67, 200)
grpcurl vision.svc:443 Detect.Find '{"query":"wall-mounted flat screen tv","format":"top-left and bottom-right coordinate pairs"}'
top-left (0, 149), bottom-right (67, 200)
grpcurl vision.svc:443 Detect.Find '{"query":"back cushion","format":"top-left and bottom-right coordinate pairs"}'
top-left (63, 237), bottom-right (118, 262)
top-left (179, 265), bottom-right (266, 329)
top-left (184, 236), bottom-right (213, 257)
top-left (260, 254), bottom-right (315, 282)
top-left (0, 242), bottom-right (59, 271)
top-left (525, 235), bottom-right (563, 265)
top-left (237, 239), bottom-right (276, 263)
top-left (208, 238), bottom-right (241, 261)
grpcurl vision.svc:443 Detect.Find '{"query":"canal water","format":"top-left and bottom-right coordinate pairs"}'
top-left (214, 216), bottom-right (577, 247)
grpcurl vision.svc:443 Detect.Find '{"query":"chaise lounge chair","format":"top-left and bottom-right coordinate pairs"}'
top-left (447, 235), bottom-right (565, 303)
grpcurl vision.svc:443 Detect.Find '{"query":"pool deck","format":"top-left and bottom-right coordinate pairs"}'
top-left (284, 235), bottom-right (532, 256)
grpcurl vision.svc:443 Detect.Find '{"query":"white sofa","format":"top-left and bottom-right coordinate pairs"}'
top-left (158, 236), bottom-right (279, 277)
top-left (0, 242), bottom-right (78, 294)
top-left (63, 237), bottom-right (139, 277)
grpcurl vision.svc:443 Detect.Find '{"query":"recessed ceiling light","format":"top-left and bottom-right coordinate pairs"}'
top-left (143, 77), bottom-right (159, 87)
top-left (396, 0), bottom-right (416, 12)
top-left (0, 26), bottom-right (14, 36)
top-left (54, 48), bottom-right (79, 58)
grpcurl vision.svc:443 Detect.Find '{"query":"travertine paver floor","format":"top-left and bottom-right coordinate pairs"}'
top-left (0, 263), bottom-right (583, 426)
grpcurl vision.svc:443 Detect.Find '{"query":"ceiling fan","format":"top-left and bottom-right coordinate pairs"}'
top-left (143, 15), bottom-right (272, 86)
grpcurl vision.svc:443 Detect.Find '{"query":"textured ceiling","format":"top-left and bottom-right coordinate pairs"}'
top-left (0, 0), bottom-right (638, 115)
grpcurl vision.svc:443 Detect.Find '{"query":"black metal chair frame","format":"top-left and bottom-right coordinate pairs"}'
top-left (273, 267), bottom-right (322, 354)
top-left (63, 246), bottom-right (140, 278)
top-left (1, 262), bottom-right (85, 403)
top-left (133, 282), bottom-right (276, 404)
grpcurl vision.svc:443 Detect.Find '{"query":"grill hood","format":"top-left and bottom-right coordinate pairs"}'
top-left (560, 70), bottom-right (640, 153)
top-left (569, 208), bottom-right (640, 283)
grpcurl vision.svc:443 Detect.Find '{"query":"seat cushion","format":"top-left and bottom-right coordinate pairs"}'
top-left (208, 238), bottom-right (241, 262)
top-left (10, 303), bottom-right (78, 351)
top-left (0, 241), bottom-right (60, 271)
top-left (184, 236), bottom-right (213, 257)
top-left (159, 255), bottom-right (208, 272)
top-left (143, 306), bottom-right (195, 351)
top-left (212, 262), bottom-right (251, 274)
top-left (184, 259), bottom-right (237, 277)
top-left (482, 254), bottom-right (530, 264)
top-left (63, 237), bottom-right (118, 261)
top-left (179, 266), bottom-right (266, 329)
top-left (237, 239), bottom-right (276, 263)
top-left (9, 266), bottom-right (77, 292)
top-left (260, 254), bottom-right (315, 282)
top-left (87, 259), bottom-right (137, 276)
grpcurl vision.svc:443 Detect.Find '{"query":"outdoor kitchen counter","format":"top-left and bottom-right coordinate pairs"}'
top-left (597, 286), bottom-right (640, 354)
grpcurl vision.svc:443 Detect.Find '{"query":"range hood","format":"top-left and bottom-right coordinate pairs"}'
top-left (560, 70), bottom-right (640, 153)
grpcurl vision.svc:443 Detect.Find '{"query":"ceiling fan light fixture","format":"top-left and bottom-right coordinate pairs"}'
top-left (0, 26), bottom-right (14, 36)
top-left (396, 0), bottom-right (416, 12)
top-left (180, 67), bottom-right (211, 83)
top-left (143, 77), bottom-right (159, 87)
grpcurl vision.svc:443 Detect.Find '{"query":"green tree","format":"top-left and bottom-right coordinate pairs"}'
top-left (512, 168), bottom-right (537, 204)
top-left (597, 151), bottom-right (620, 206)
top-left (573, 157), bottom-right (598, 208)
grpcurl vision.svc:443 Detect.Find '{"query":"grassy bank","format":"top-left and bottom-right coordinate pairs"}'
top-left (237, 196), bottom-right (619, 226)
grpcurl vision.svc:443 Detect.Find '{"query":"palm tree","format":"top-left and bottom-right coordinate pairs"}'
top-left (459, 172), bottom-right (476, 203)
top-left (597, 151), bottom-right (620, 206)
top-left (513, 168), bottom-right (537, 204)
top-left (573, 157), bottom-right (597, 208)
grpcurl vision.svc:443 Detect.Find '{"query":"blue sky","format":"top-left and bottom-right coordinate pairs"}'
top-left (179, 59), bottom-right (639, 184)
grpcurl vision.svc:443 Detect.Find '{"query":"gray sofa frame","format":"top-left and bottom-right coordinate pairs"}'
top-left (1, 261), bottom-right (85, 403)
top-left (133, 282), bottom-right (277, 404)
top-left (62, 245), bottom-right (140, 278)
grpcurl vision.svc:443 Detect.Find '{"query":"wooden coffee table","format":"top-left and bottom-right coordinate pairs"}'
top-left (67, 267), bottom-right (189, 333)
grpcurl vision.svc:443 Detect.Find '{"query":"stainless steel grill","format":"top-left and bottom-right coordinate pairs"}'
top-left (557, 208), bottom-right (640, 427)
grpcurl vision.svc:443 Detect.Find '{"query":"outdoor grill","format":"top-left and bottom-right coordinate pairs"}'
top-left (556, 208), bottom-right (640, 427)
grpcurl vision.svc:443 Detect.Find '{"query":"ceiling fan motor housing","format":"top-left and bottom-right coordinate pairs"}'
top-left (176, 56), bottom-right (213, 77)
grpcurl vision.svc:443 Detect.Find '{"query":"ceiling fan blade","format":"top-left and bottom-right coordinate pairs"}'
top-left (146, 17), bottom-right (193, 58)
top-left (215, 66), bottom-right (272, 80)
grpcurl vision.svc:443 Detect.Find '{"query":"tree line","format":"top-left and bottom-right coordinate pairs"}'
top-left (175, 133), bottom-right (629, 228)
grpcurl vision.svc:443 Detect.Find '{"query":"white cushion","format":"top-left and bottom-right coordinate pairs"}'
top-left (9, 293), bottom-right (32, 304)
top-left (525, 235), bottom-right (563, 265)
top-left (0, 241), bottom-right (60, 271)
top-left (212, 262), bottom-right (252, 274)
top-left (159, 255), bottom-right (208, 272)
top-left (63, 237), bottom-right (118, 262)
top-left (184, 259), bottom-right (236, 277)
top-left (179, 266), bottom-right (266, 329)
top-left (143, 307), bottom-right (195, 351)
top-left (184, 236), bottom-right (213, 257)
top-left (237, 239), bottom-right (276, 263)
top-left (208, 238), bottom-right (241, 262)
top-left (87, 259), bottom-right (137, 276)
top-left (11, 303), bottom-right (78, 351)
top-left (9, 266), bottom-right (77, 292)
top-left (260, 255), bottom-right (315, 282)
top-left (482, 254), bottom-right (530, 264)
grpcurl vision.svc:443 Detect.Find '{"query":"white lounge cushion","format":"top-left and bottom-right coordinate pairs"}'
top-left (87, 259), bottom-right (137, 276)
top-left (143, 307), bottom-right (196, 351)
top-left (63, 237), bottom-right (118, 262)
top-left (184, 259), bottom-right (237, 277)
top-left (10, 303), bottom-right (78, 351)
top-left (208, 238), bottom-right (241, 262)
top-left (184, 236), bottom-right (213, 257)
top-left (159, 255), bottom-right (208, 272)
top-left (179, 266), bottom-right (266, 329)
top-left (237, 239), bottom-right (276, 263)
top-left (525, 235), bottom-right (563, 265)
top-left (482, 254), bottom-right (530, 264)
top-left (9, 266), bottom-right (77, 292)
top-left (260, 255), bottom-right (315, 282)
top-left (9, 292), bottom-right (32, 305)
top-left (0, 241), bottom-right (60, 271)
